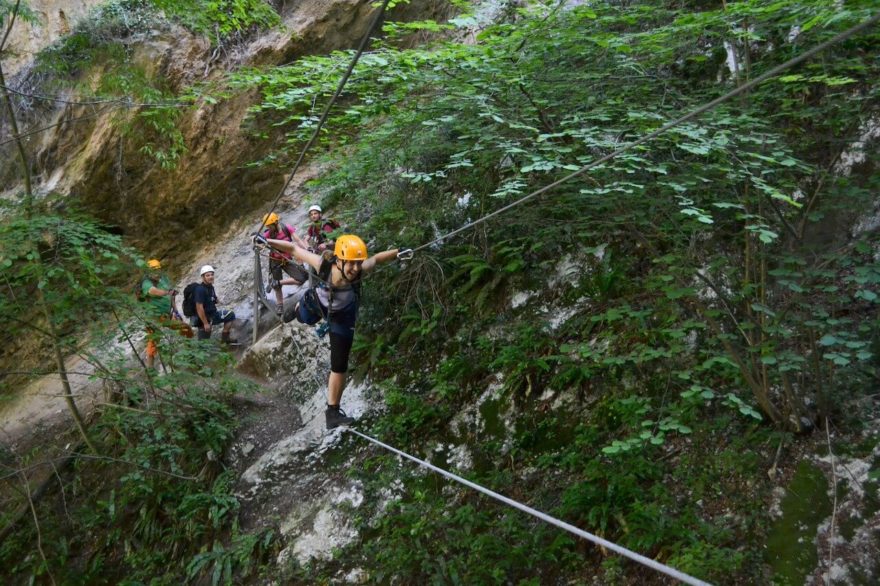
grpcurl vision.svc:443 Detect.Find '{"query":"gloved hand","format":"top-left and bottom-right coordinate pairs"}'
top-left (397, 248), bottom-right (414, 261)
top-left (252, 234), bottom-right (268, 249)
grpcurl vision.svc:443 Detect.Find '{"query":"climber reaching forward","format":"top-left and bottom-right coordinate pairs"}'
top-left (254, 233), bottom-right (413, 429)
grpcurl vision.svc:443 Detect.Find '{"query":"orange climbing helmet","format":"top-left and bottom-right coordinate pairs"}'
top-left (334, 235), bottom-right (368, 261)
top-left (147, 259), bottom-right (162, 269)
top-left (263, 212), bottom-right (280, 226)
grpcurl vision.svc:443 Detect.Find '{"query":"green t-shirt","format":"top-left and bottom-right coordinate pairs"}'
top-left (142, 275), bottom-right (172, 318)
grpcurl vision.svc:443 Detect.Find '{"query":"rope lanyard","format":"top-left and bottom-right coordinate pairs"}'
top-left (347, 428), bottom-right (712, 586)
top-left (288, 326), bottom-right (325, 389)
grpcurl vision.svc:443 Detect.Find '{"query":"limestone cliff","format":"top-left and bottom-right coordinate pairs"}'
top-left (1, 0), bottom-right (453, 264)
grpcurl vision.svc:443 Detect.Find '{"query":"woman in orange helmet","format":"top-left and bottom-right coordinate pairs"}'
top-left (256, 233), bottom-right (412, 429)
top-left (261, 212), bottom-right (309, 316)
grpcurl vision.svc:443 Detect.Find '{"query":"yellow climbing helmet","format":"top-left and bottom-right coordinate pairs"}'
top-left (263, 212), bottom-right (280, 226)
top-left (147, 259), bottom-right (162, 269)
top-left (335, 235), bottom-right (368, 261)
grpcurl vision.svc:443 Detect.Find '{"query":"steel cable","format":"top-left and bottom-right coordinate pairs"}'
top-left (348, 428), bottom-right (712, 586)
top-left (411, 12), bottom-right (880, 253)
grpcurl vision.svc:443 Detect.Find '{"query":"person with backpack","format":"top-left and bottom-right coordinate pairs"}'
top-left (192, 265), bottom-right (237, 344)
top-left (305, 205), bottom-right (340, 253)
top-left (262, 212), bottom-right (309, 316)
top-left (254, 232), bottom-right (412, 429)
top-left (140, 259), bottom-right (190, 368)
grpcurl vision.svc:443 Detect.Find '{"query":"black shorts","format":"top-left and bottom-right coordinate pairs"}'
top-left (329, 331), bottom-right (354, 374)
top-left (270, 261), bottom-right (308, 285)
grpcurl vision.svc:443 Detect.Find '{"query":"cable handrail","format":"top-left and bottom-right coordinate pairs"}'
top-left (253, 0), bottom-right (392, 238)
top-left (0, 83), bottom-right (188, 108)
top-left (348, 427), bottom-right (712, 586)
top-left (410, 12), bottom-right (880, 253)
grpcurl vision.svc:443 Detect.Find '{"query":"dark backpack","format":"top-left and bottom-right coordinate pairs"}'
top-left (181, 282), bottom-right (200, 317)
top-left (290, 287), bottom-right (327, 325)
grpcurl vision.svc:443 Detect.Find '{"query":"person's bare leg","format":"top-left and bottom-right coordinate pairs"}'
top-left (328, 371), bottom-right (345, 405)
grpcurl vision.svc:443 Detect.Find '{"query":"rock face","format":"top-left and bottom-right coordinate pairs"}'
top-left (1, 0), bottom-right (450, 265)
top-left (0, 0), bottom-right (451, 578)
top-left (2, 0), bottom-right (105, 76)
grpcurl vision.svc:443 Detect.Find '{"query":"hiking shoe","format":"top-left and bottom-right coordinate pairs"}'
top-left (315, 321), bottom-right (330, 338)
top-left (275, 304), bottom-right (283, 317)
top-left (221, 333), bottom-right (238, 345)
top-left (325, 406), bottom-right (355, 429)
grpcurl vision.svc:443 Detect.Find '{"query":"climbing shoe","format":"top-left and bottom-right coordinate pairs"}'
top-left (325, 405), bottom-right (355, 429)
top-left (315, 321), bottom-right (330, 338)
top-left (221, 332), bottom-right (239, 345)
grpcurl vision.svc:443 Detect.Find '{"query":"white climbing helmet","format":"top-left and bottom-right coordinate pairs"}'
top-left (199, 264), bottom-right (215, 276)
top-left (308, 204), bottom-right (322, 214)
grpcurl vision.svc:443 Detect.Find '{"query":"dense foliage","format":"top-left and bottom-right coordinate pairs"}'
top-left (234, 0), bottom-right (879, 582)
top-left (0, 194), bottom-right (273, 582)
top-left (2, 0), bottom-right (879, 583)
top-left (0, 335), bottom-right (273, 583)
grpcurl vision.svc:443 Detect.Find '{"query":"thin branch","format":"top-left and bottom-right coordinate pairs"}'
top-left (825, 418), bottom-right (838, 586)
top-left (20, 470), bottom-right (57, 586)
top-left (94, 402), bottom-right (161, 416)
top-left (0, 370), bottom-right (126, 380)
top-left (0, 105), bottom-right (115, 147)
top-left (5, 312), bottom-right (53, 338)
top-left (0, 0), bottom-right (22, 54)
top-left (48, 458), bottom-right (71, 526)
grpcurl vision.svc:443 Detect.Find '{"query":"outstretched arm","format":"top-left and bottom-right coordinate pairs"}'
top-left (362, 249), bottom-right (400, 273)
top-left (147, 285), bottom-right (175, 297)
top-left (266, 238), bottom-right (322, 271)
top-left (292, 231), bottom-right (310, 251)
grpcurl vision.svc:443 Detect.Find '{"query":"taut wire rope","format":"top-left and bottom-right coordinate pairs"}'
top-left (330, 14), bottom-right (880, 585)
top-left (251, 12), bottom-right (878, 582)
top-left (410, 11), bottom-right (880, 254)
top-left (254, 0), bottom-right (392, 237)
top-left (0, 105), bottom-right (116, 147)
top-left (347, 428), bottom-right (712, 586)
top-left (0, 84), bottom-right (188, 108)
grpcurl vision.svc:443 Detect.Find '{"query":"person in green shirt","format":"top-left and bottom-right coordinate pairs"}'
top-left (141, 259), bottom-right (185, 368)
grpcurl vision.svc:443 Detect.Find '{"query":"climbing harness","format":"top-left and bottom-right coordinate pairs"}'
top-left (347, 428), bottom-right (711, 586)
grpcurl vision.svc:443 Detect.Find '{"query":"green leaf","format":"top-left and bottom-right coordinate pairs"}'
top-left (663, 286), bottom-right (695, 300)
top-left (856, 290), bottom-right (878, 302)
top-left (751, 303), bottom-right (777, 317)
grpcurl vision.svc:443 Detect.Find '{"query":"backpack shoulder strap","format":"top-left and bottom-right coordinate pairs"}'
top-left (318, 254), bottom-right (333, 284)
